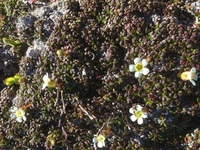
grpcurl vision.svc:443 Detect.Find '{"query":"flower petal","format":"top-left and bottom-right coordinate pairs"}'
top-left (23, 116), bottom-right (26, 121)
top-left (189, 79), bottom-right (196, 86)
top-left (130, 115), bottom-right (137, 122)
top-left (190, 67), bottom-right (196, 73)
top-left (129, 64), bottom-right (135, 72)
top-left (102, 141), bottom-right (105, 147)
top-left (137, 118), bottom-right (144, 125)
top-left (142, 68), bottom-right (149, 75)
top-left (129, 108), bottom-right (134, 114)
top-left (20, 109), bottom-right (25, 115)
top-left (194, 74), bottom-right (198, 81)
top-left (16, 117), bottom-right (22, 122)
top-left (93, 137), bottom-right (97, 144)
top-left (42, 83), bottom-right (48, 90)
top-left (10, 113), bottom-right (16, 119)
top-left (43, 74), bottom-right (50, 82)
top-left (10, 107), bottom-right (17, 112)
top-left (134, 57), bottom-right (141, 64)
top-left (135, 72), bottom-right (142, 78)
top-left (142, 113), bottom-right (147, 118)
top-left (142, 59), bottom-right (148, 66)
top-left (97, 142), bottom-right (103, 148)
top-left (136, 105), bottom-right (142, 111)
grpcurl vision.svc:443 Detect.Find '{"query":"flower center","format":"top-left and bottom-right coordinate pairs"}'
top-left (16, 110), bottom-right (23, 117)
top-left (97, 135), bottom-right (105, 142)
top-left (135, 110), bottom-right (142, 118)
top-left (135, 63), bottom-right (143, 72)
top-left (48, 80), bottom-right (57, 87)
top-left (190, 73), bottom-right (195, 79)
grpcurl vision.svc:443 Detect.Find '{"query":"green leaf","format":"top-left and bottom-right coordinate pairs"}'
top-left (3, 77), bottom-right (15, 86)
top-left (14, 74), bottom-right (21, 84)
top-left (2, 37), bottom-right (21, 47)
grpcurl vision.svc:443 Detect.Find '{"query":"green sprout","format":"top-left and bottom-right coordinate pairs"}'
top-left (3, 74), bottom-right (21, 86)
top-left (2, 37), bottom-right (21, 48)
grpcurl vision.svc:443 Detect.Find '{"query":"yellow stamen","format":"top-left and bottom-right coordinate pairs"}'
top-left (16, 109), bottom-right (23, 117)
top-left (97, 135), bottom-right (105, 142)
top-left (181, 71), bottom-right (194, 81)
top-left (135, 110), bottom-right (142, 118)
top-left (135, 63), bottom-right (143, 72)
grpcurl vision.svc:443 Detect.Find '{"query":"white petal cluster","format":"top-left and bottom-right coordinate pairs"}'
top-left (129, 105), bottom-right (147, 125)
top-left (93, 134), bottom-right (106, 149)
top-left (129, 57), bottom-right (150, 78)
top-left (42, 73), bottom-right (57, 89)
top-left (10, 107), bottom-right (26, 123)
top-left (181, 67), bottom-right (198, 86)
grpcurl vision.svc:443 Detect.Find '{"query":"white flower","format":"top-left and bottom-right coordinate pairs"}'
top-left (10, 107), bottom-right (26, 122)
top-left (181, 67), bottom-right (198, 86)
top-left (82, 68), bottom-right (87, 76)
top-left (93, 134), bottom-right (106, 148)
top-left (42, 73), bottom-right (57, 89)
top-left (129, 105), bottom-right (147, 125)
top-left (129, 57), bottom-right (150, 78)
